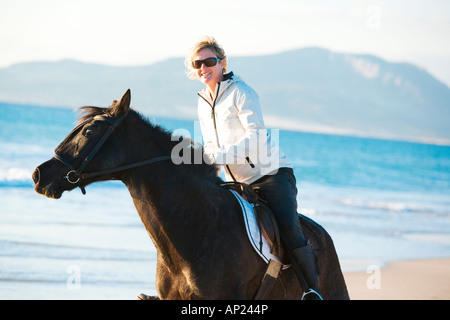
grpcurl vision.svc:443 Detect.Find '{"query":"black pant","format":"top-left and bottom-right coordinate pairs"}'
top-left (251, 168), bottom-right (307, 251)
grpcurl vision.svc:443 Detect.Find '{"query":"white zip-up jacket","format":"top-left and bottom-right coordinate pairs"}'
top-left (197, 72), bottom-right (292, 184)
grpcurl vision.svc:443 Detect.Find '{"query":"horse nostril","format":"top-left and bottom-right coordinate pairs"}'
top-left (32, 168), bottom-right (40, 184)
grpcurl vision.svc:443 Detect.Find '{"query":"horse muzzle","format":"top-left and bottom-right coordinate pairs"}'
top-left (32, 167), bottom-right (40, 185)
top-left (32, 159), bottom-right (72, 199)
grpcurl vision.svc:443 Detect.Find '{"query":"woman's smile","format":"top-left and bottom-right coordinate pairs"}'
top-left (200, 71), bottom-right (212, 80)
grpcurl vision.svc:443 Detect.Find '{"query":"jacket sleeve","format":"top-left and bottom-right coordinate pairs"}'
top-left (213, 83), bottom-right (269, 166)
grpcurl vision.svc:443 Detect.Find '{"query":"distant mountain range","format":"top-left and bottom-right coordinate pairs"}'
top-left (1, 47), bottom-right (449, 144)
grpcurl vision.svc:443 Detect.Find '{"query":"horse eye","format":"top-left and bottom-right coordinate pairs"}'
top-left (83, 129), bottom-right (94, 138)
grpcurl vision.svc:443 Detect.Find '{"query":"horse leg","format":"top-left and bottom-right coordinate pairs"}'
top-left (137, 293), bottom-right (160, 300)
top-left (136, 257), bottom-right (182, 300)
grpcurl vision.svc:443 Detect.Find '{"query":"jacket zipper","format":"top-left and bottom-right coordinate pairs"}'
top-left (198, 82), bottom-right (221, 148)
top-left (211, 82), bottom-right (221, 148)
top-left (198, 82), bottom-right (237, 181)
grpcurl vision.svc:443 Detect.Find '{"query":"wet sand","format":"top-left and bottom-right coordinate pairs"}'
top-left (344, 258), bottom-right (450, 300)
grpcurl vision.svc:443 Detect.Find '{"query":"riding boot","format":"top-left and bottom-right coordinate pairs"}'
top-left (290, 244), bottom-right (323, 300)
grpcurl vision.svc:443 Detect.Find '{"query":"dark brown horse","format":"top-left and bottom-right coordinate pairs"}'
top-left (32, 90), bottom-right (349, 300)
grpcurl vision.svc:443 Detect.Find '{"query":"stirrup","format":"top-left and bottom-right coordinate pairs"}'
top-left (301, 288), bottom-right (323, 300)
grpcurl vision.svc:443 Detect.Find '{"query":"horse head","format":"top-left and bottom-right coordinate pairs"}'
top-left (32, 89), bottom-right (132, 199)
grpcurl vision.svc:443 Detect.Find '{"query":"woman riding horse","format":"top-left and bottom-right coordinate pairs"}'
top-left (186, 36), bottom-right (322, 300)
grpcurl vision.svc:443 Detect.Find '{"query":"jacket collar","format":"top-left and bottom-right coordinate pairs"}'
top-left (223, 71), bottom-right (234, 81)
top-left (198, 71), bottom-right (236, 103)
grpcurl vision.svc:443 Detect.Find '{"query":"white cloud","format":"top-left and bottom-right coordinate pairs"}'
top-left (347, 57), bottom-right (380, 79)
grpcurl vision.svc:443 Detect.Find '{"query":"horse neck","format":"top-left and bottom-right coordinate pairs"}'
top-left (118, 118), bottom-right (226, 262)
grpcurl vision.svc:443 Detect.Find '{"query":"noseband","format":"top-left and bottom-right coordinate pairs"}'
top-left (53, 111), bottom-right (171, 195)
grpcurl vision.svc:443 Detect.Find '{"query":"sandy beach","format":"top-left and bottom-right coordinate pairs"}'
top-left (344, 258), bottom-right (450, 300)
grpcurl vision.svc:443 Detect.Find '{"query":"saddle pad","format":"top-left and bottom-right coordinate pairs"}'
top-left (230, 189), bottom-right (284, 265)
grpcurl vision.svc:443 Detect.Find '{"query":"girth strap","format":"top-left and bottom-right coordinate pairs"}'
top-left (253, 259), bottom-right (282, 300)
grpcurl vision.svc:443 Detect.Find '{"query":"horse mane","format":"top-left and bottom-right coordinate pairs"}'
top-left (76, 106), bottom-right (109, 124)
top-left (75, 106), bottom-right (221, 182)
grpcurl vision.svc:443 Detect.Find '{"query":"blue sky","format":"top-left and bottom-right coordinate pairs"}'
top-left (1, 0), bottom-right (450, 86)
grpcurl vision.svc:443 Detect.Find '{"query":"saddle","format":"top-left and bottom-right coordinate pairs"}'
top-left (221, 182), bottom-right (288, 265)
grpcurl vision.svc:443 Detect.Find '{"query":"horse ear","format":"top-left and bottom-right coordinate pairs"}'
top-left (111, 89), bottom-right (131, 117)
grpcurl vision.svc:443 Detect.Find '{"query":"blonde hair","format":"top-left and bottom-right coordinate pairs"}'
top-left (185, 36), bottom-right (227, 80)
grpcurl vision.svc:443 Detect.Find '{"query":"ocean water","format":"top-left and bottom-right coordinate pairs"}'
top-left (1, 102), bottom-right (449, 299)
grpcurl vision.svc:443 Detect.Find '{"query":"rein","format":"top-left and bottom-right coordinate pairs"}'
top-left (53, 111), bottom-right (171, 195)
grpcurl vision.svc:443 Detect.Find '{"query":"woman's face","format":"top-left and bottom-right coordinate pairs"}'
top-left (194, 48), bottom-right (224, 89)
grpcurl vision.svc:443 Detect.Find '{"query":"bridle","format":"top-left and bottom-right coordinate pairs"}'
top-left (53, 111), bottom-right (171, 195)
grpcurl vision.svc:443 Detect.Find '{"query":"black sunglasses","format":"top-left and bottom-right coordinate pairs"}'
top-left (192, 57), bottom-right (221, 69)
